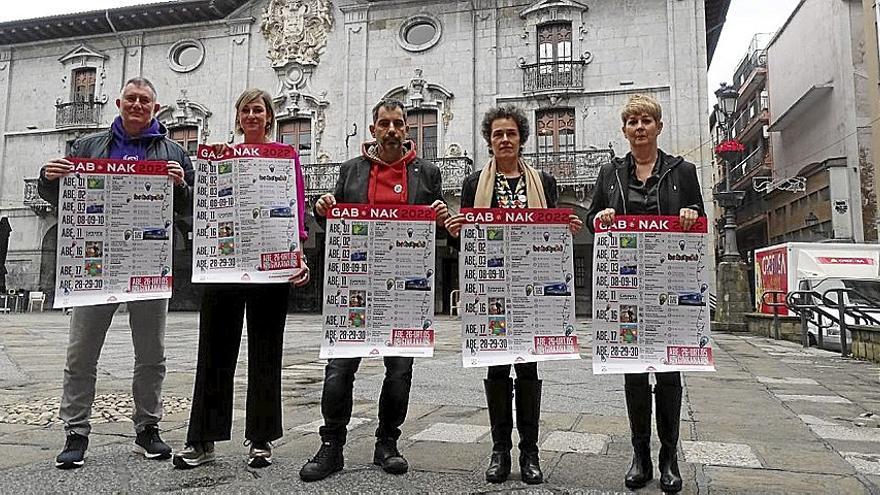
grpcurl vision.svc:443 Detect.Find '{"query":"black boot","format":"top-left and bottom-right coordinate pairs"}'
top-left (484, 378), bottom-right (513, 483)
top-left (624, 378), bottom-right (653, 489)
top-left (514, 379), bottom-right (543, 485)
top-left (299, 440), bottom-right (344, 482)
top-left (656, 383), bottom-right (683, 493)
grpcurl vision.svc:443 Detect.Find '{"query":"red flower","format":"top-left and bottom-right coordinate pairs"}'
top-left (715, 139), bottom-right (745, 154)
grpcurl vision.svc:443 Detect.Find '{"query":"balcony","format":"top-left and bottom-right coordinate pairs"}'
top-left (434, 157), bottom-right (474, 194)
top-left (730, 93), bottom-right (769, 145)
top-left (728, 145), bottom-right (771, 189)
top-left (23, 178), bottom-right (53, 216)
top-left (733, 48), bottom-right (767, 102)
top-left (521, 149), bottom-right (614, 187)
top-left (55, 101), bottom-right (101, 128)
top-left (301, 156), bottom-right (475, 198)
top-left (521, 60), bottom-right (585, 94)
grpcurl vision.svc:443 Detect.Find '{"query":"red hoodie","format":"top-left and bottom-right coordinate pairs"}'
top-left (363, 140), bottom-right (417, 204)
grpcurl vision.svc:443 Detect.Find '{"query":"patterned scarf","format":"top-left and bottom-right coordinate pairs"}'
top-left (493, 167), bottom-right (528, 208)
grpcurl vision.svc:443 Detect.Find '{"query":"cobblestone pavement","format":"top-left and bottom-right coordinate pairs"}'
top-left (0, 311), bottom-right (879, 493)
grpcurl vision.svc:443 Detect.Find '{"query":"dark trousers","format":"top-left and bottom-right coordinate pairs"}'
top-left (624, 371), bottom-right (681, 390)
top-left (487, 362), bottom-right (538, 380)
top-left (319, 356), bottom-right (414, 444)
top-left (186, 283), bottom-right (290, 443)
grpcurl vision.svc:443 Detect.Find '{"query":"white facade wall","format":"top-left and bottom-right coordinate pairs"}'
top-left (0, 0), bottom-right (715, 296)
top-left (768, 0), bottom-right (869, 241)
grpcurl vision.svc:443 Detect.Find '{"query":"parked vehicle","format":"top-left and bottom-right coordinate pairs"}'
top-left (754, 242), bottom-right (880, 350)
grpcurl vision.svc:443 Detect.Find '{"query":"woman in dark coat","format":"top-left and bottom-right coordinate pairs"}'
top-left (446, 105), bottom-right (582, 485)
top-left (585, 94), bottom-right (704, 493)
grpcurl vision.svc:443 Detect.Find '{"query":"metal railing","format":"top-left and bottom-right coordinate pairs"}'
top-left (783, 287), bottom-right (880, 356)
top-left (434, 156), bottom-right (474, 194)
top-left (728, 144), bottom-right (770, 186)
top-left (23, 178), bottom-right (53, 215)
top-left (301, 156), bottom-right (475, 198)
top-left (733, 48), bottom-right (767, 92)
top-left (55, 101), bottom-right (102, 128)
top-left (731, 94), bottom-right (769, 139)
top-left (521, 149), bottom-right (614, 187)
top-left (521, 60), bottom-right (586, 93)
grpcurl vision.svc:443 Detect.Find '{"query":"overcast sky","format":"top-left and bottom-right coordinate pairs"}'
top-left (707, 0), bottom-right (800, 107)
top-left (3, 0), bottom-right (801, 109)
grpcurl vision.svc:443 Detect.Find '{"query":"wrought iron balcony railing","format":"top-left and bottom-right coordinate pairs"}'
top-left (23, 178), bottom-right (53, 216)
top-left (729, 145), bottom-right (771, 187)
top-left (55, 101), bottom-right (102, 128)
top-left (302, 161), bottom-right (341, 198)
top-left (301, 156), bottom-right (475, 198)
top-left (434, 156), bottom-right (474, 194)
top-left (521, 60), bottom-right (586, 94)
top-left (521, 149), bottom-right (614, 187)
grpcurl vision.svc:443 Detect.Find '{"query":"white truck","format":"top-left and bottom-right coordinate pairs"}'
top-left (754, 242), bottom-right (880, 350)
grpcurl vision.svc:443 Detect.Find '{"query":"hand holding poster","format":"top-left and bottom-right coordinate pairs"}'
top-left (459, 208), bottom-right (580, 367)
top-left (192, 143), bottom-right (303, 283)
top-left (320, 204), bottom-right (436, 358)
top-left (54, 158), bottom-right (173, 308)
top-left (592, 215), bottom-right (715, 374)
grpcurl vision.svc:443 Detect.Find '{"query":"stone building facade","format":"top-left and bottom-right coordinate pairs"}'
top-left (0, 0), bottom-right (726, 313)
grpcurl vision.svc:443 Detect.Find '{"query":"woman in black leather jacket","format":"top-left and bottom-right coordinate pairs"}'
top-left (585, 94), bottom-right (704, 493)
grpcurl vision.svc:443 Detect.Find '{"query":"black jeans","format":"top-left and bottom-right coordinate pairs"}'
top-left (624, 371), bottom-right (681, 389)
top-left (186, 283), bottom-right (289, 443)
top-left (487, 362), bottom-right (538, 380)
top-left (319, 356), bottom-right (414, 444)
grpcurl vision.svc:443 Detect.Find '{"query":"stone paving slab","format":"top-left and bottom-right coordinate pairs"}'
top-left (409, 423), bottom-right (490, 443)
top-left (540, 431), bottom-right (609, 454)
top-left (843, 452), bottom-right (880, 476)
top-left (809, 424), bottom-right (880, 442)
top-left (0, 314), bottom-right (878, 493)
top-left (681, 440), bottom-right (762, 468)
top-left (776, 394), bottom-right (853, 404)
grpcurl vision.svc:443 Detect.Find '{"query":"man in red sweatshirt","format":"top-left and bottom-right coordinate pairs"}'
top-left (300, 98), bottom-right (449, 482)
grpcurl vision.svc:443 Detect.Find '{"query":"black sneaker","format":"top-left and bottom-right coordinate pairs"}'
top-left (299, 441), bottom-right (344, 482)
top-left (55, 431), bottom-right (88, 469)
top-left (134, 425), bottom-right (172, 460)
top-left (245, 440), bottom-right (272, 468)
top-left (172, 442), bottom-right (216, 469)
top-left (373, 438), bottom-right (408, 475)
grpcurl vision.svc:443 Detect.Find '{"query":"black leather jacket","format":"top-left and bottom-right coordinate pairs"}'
top-left (585, 150), bottom-right (704, 233)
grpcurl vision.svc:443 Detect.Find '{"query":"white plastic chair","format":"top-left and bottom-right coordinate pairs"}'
top-left (27, 291), bottom-right (45, 312)
top-left (450, 289), bottom-right (461, 316)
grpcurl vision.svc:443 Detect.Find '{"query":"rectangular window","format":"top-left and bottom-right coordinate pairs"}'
top-left (408, 109), bottom-right (438, 159)
top-left (71, 68), bottom-right (96, 103)
top-left (170, 126), bottom-right (199, 156)
top-left (574, 256), bottom-right (586, 288)
top-left (279, 119), bottom-right (312, 164)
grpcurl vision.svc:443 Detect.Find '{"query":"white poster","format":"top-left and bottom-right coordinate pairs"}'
top-left (320, 204), bottom-right (436, 359)
top-left (592, 215), bottom-right (715, 374)
top-left (192, 143), bottom-right (303, 283)
top-left (54, 158), bottom-right (173, 308)
top-left (459, 208), bottom-right (581, 367)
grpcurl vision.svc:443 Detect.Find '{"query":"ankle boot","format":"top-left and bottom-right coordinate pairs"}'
top-left (624, 379), bottom-right (653, 489)
top-left (484, 378), bottom-right (513, 483)
top-left (514, 379), bottom-right (543, 485)
top-left (655, 383), bottom-right (683, 493)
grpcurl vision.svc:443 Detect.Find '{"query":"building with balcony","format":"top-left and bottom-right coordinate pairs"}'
top-left (766, 0), bottom-right (875, 244)
top-left (0, 0), bottom-right (728, 313)
top-left (712, 33), bottom-right (773, 271)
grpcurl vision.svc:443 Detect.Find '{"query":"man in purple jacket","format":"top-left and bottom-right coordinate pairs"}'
top-left (38, 77), bottom-right (193, 469)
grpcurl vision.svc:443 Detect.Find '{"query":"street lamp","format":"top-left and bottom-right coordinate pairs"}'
top-left (713, 82), bottom-right (746, 263)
